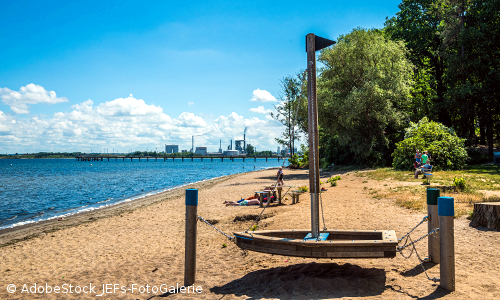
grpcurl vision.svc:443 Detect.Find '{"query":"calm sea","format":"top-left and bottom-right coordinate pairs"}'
top-left (0, 158), bottom-right (286, 229)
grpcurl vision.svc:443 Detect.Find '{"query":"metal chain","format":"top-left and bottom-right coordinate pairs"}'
top-left (397, 228), bottom-right (439, 251)
top-left (398, 216), bottom-right (428, 242)
top-left (397, 234), bottom-right (440, 283)
top-left (197, 215), bottom-right (235, 242)
top-left (320, 192), bottom-right (327, 231)
top-left (243, 194), bottom-right (273, 233)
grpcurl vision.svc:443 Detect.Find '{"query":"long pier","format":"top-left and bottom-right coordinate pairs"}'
top-left (76, 155), bottom-right (285, 162)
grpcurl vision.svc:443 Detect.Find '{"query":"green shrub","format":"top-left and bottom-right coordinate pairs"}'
top-left (453, 176), bottom-right (467, 191)
top-left (392, 117), bottom-right (468, 171)
top-left (288, 154), bottom-right (303, 169)
top-left (298, 185), bottom-right (308, 192)
top-left (326, 175), bottom-right (341, 186)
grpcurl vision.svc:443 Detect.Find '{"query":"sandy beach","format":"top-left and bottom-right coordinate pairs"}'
top-left (1, 168), bottom-right (499, 299)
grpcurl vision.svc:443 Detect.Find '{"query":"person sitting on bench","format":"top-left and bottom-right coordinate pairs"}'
top-left (415, 161), bottom-right (432, 178)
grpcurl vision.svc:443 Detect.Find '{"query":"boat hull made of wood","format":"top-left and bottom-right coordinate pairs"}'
top-left (233, 229), bottom-right (398, 258)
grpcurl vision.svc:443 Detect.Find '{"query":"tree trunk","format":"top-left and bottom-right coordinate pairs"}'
top-left (470, 202), bottom-right (500, 230)
top-left (479, 123), bottom-right (486, 145)
top-left (486, 116), bottom-right (494, 157)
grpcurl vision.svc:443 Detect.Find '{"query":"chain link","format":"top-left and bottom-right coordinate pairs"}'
top-left (397, 233), bottom-right (440, 283)
top-left (397, 228), bottom-right (439, 251)
top-left (398, 216), bottom-right (428, 242)
top-left (320, 192), bottom-right (327, 231)
top-left (197, 215), bottom-right (235, 242)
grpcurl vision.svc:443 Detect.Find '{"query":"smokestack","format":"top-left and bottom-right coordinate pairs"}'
top-left (243, 126), bottom-right (248, 153)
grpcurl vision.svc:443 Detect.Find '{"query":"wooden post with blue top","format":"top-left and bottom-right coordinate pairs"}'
top-left (184, 189), bottom-right (198, 287)
top-left (438, 196), bottom-right (455, 291)
top-left (427, 189), bottom-right (440, 263)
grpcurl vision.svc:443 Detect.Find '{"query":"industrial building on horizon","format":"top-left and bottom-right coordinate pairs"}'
top-left (165, 145), bottom-right (179, 154)
top-left (162, 129), bottom-right (282, 156)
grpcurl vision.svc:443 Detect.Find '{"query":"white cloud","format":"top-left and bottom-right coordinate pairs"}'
top-left (0, 88), bottom-right (287, 153)
top-left (0, 83), bottom-right (68, 114)
top-left (250, 89), bottom-right (277, 102)
top-left (176, 112), bottom-right (207, 127)
top-left (97, 95), bottom-right (162, 116)
top-left (188, 101), bottom-right (194, 106)
top-left (250, 106), bottom-right (272, 114)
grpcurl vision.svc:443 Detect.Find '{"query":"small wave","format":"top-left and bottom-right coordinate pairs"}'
top-left (6, 215), bottom-right (17, 221)
top-left (96, 198), bottom-right (113, 204)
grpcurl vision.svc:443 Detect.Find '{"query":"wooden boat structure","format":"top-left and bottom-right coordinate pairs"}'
top-left (233, 229), bottom-right (398, 259)
top-left (232, 34), bottom-right (398, 259)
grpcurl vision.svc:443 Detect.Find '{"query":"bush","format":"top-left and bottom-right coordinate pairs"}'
top-left (327, 175), bottom-right (341, 186)
top-left (453, 176), bottom-right (467, 191)
top-left (288, 154), bottom-right (303, 169)
top-left (392, 117), bottom-right (468, 171)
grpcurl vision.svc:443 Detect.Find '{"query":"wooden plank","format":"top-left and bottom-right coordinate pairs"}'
top-left (327, 251), bottom-right (385, 258)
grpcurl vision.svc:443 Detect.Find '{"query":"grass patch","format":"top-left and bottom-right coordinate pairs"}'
top-left (367, 164), bottom-right (500, 191)
top-left (375, 186), bottom-right (500, 217)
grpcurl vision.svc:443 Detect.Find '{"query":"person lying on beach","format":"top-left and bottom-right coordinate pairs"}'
top-left (223, 193), bottom-right (259, 205)
top-left (245, 193), bottom-right (260, 200)
top-left (224, 199), bottom-right (260, 206)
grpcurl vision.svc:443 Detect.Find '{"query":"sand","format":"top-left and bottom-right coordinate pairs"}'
top-left (1, 168), bottom-right (499, 299)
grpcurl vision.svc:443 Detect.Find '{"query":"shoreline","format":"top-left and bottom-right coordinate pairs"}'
top-left (0, 168), bottom-right (275, 247)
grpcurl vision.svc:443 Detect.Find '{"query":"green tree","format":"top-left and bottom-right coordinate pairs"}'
top-left (384, 0), bottom-right (451, 126)
top-left (392, 117), bottom-right (468, 170)
top-left (317, 28), bottom-right (414, 166)
top-left (270, 72), bottom-right (306, 156)
top-left (439, 0), bottom-right (500, 155)
top-left (246, 144), bottom-right (255, 155)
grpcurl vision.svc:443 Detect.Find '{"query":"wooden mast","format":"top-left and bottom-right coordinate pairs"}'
top-left (306, 33), bottom-right (335, 239)
top-left (306, 33), bottom-right (321, 238)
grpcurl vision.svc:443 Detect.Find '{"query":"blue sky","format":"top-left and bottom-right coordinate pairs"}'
top-left (0, 0), bottom-right (401, 154)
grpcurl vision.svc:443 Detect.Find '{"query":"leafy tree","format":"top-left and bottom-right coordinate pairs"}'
top-left (439, 0), bottom-right (500, 155)
top-left (317, 28), bottom-right (414, 166)
top-left (246, 144), bottom-right (255, 155)
top-left (392, 117), bottom-right (468, 170)
top-left (270, 72), bottom-right (306, 156)
top-left (384, 0), bottom-right (451, 126)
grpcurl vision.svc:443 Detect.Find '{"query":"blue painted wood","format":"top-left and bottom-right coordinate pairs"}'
top-left (303, 232), bottom-right (329, 241)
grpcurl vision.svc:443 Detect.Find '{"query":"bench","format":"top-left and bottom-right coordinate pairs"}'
top-left (290, 190), bottom-right (305, 204)
top-left (421, 166), bottom-right (433, 184)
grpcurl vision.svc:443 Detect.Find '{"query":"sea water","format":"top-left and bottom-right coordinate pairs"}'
top-left (0, 158), bottom-right (287, 229)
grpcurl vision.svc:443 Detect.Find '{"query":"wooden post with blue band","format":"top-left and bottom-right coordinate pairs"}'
top-left (184, 189), bottom-right (198, 287)
top-left (427, 189), bottom-right (440, 263)
top-left (438, 196), bottom-right (455, 291)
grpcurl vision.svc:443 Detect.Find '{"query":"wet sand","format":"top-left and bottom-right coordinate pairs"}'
top-left (1, 168), bottom-right (499, 299)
